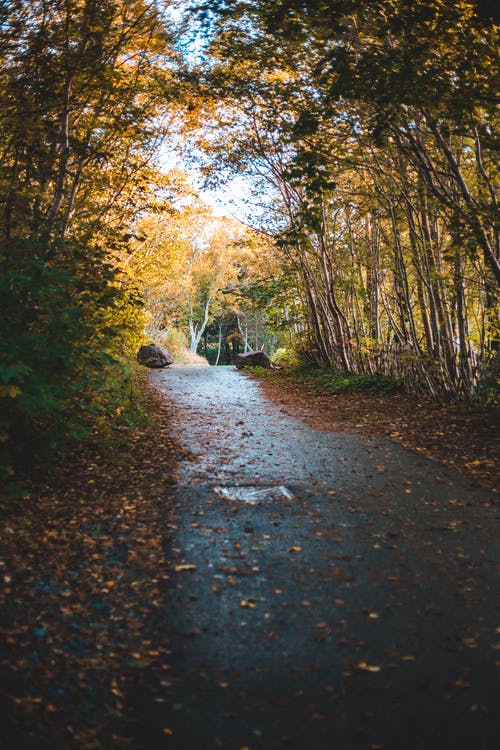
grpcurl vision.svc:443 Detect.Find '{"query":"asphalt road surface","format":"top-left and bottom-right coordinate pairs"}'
top-left (132, 365), bottom-right (499, 750)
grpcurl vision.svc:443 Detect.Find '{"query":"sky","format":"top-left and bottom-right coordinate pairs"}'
top-left (158, 1), bottom-right (275, 226)
top-left (158, 142), bottom-right (256, 219)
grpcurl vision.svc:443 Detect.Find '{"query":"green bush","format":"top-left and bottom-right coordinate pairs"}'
top-left (252, 362), bottom-right (401, 395)
top-left (0, 239), bottom-right (146, 481)
top-left (471, 352), bottom-right (500, 411)
top-left (307, 370), bottom-right (401, 394)
top-left (271, 347), bottom-right (300, 367)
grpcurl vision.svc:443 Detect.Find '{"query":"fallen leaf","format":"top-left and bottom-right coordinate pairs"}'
top-left (357, 661), bottom-right (381, 672)
top-left (453, 677), bottom-right (472, 689)
top-left (462, 638), bottom-right (478, 648)
top-left (240, 599), bottom-right (257, 608)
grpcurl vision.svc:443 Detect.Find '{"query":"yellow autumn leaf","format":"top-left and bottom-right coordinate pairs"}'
top-left (462, 638), bottom-right (478, 648)
top-left (240, 599), bottom-right (256, 608)
top-left (358, 661), bottom-right (381, 672)
top-left (174, 563), bottom-right (196, 572)
top-left (0, 385), bottom-right (21, 398)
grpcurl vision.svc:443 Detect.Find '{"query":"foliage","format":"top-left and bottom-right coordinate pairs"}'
top-left (129, 195), bottom-right (282, 362)
top-left (153, 327), bottom-right (209, 365)
top-left (271, 347), bottom-right (300, 367)
top-left (184, 0), bottom-right (499, 402)
top-left (0, 1), bottom-right (177, 479)
top-left (88, 360), bottom-right (151, 452)
top-left (0, 239), bottom-right (148, 479)
top-left (154, 327), bottom-right (190, 357)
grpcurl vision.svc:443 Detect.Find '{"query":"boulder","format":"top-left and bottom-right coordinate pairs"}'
top-left (235, 350), bottom-right (272, 370)
top-left (137, 344), bottom-right (174, 368)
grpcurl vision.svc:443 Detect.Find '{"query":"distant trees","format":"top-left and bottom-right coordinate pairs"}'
top-left (128, 189), bottom-right (277, 363)
top-left (186, 0), bottom-right (499, 400)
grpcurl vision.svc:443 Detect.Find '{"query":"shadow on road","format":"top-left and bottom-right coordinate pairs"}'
top-left (130, 366), bottom-right (499, 750)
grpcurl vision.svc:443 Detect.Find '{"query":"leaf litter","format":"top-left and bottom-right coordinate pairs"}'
top-left (0, 383), bottom-right (185, 749)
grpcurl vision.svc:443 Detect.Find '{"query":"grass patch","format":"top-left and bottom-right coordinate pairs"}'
top-left (249, 365), bottom-right (401, 395)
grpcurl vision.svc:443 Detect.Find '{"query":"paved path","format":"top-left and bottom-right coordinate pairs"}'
top-left (133, 365), bottom-right (499, 750)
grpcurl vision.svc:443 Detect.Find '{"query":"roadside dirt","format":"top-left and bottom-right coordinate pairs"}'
top-left (0, 384), bottom-right (183, 750)
top-left (252, 371), bottom-right (499, 493)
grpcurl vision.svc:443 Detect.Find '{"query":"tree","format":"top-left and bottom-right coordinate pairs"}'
top-left (0, 0), bottom-right (178, 477)
top-left (181, 0), bottom-right (499, 400)
top-left (128, 191), bottom-right (263, 357)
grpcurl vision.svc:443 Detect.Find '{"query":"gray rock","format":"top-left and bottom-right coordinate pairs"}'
top-left (137, 344), bottom-right (174, 368)
top-left (235, 350), bottom-right (272, 369)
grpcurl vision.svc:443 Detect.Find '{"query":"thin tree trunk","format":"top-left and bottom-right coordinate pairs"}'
top-left (214, 320), bottom-right (223, 366)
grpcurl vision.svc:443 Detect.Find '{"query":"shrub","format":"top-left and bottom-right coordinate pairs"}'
top-left (150, 328), bottom-right (209, 365)
top-left (271, 347), bottom-right (300, 367)
top-left (0, 239), bottom-right (146, 481)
